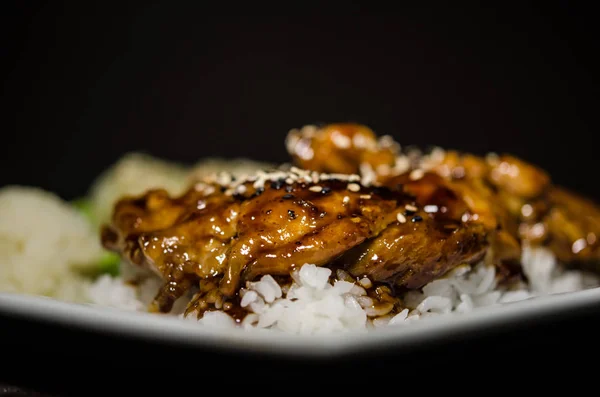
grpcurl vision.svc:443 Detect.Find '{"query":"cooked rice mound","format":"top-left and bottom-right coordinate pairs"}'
top-left (0, 186), bottom-right (104, 302)
top-left (95, 246), bottom-right (596, 334)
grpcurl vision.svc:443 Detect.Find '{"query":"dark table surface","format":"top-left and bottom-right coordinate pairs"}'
top-left (2, 298), bottom-right (600, 396)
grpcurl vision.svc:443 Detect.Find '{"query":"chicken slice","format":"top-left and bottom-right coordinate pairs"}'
top-left (284, 123), bottom-right (600, 277)
top-left (218, 178), bottom-right (404, 296)
top-left (102, 170), bottom-right (425, 311)
top-left (542, 186), bottom-right (600, 272)
top-left (341, 206), bottom-right (489, 289)
top-left (286, 123), bottom-right (399, 176)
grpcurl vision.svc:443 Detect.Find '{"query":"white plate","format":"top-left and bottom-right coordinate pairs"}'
top-left (2, 287), bottom-right (600, 357)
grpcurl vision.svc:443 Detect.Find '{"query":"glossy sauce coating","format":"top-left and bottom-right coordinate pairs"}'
top-left (286, 123), bottom-right (600, 275)
top-left (102, 171), bottom-right (488, 314)
top-left (286, 123), bottom-right (398, 175)
top-left (102, 177), bottom-right (404, 311)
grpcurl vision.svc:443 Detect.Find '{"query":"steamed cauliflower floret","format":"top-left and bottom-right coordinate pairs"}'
top-left (88, 152), bottom-right (189, 226)
top-left (89, 153), bottom-right (273, 226)
top-left (87, 152), bottom-right (272, 258)
top-left (0, 186), bottom-right (104, 301)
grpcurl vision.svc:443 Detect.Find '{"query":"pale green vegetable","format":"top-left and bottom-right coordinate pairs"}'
top-left (96, 251), bottom-right (121, 277)
top-left (71, 197), bottom-right (95, 224)
top-left (71, 197), bottom-right (121, 276)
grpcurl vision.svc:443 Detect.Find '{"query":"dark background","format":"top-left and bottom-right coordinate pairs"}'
top-left (2, 3), bottom-right (598, 201)
top-left (1, 3), bottom-right (600, 395)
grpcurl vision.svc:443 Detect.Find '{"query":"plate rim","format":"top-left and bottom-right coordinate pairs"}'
top-left (1, 287), bottom-right (600, 357)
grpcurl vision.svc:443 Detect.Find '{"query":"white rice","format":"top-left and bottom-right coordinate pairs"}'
top-left (84, 245), bottom-right (600, 335)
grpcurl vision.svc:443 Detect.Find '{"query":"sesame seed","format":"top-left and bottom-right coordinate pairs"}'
top-left (323, 173), bottom-right (357, 182)
top-left (253, 177), bottom-right (266, 189)
top-left (204, 185), bottom-right (216, 195)
top-left (572, 238), bottom-right (587, 254)
top-left (282, 194), bottom-right (294, 199)
top-left (424, 205), bottom-right (438, 213)
top-left (343, 196), bottom-right (350, 204)
top-left (360, 194), bottom-right (372, 199)
top-left (195, 166), bottom-right (371, 203)
top-left (430, 147), bottom-right (446, 162)
top-left (351, 217), bottom-right (362, 223)
top-left (419, 147), bottom-right (446, 171)
top-left (359, 277), bottom-right (373, 288)
top-left (411, 215), bottom-right (423, 222)
top-left (409, 169), bottom-right (425, 181)
top-left (288, 209), bottom-right (297, 219)
top-left (360, 163), bottom-right (377, 186)
top-left (194, 182), bottom-right (209, 191)
top-left (331, 132), bottom-right (352, 149)
top-left (216, 172), bottom-right (233, 186)
top-left (393, 155), bottom-right (411, 175)
top-left (290, 166), bottom-right (308, 176)
top-left (451, 167), bottom-right (466, 179)
top-left (347, 183), bottom-right (361, 192)
top-left (396, 213), bottom-right (406, 223)
top-left (521, 204), bottom-right (533, 218)
top-left (405, 204), bottom-right (418, 212)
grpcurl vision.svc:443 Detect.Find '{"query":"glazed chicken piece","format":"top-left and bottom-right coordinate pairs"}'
top-left (286, 123), bottom-right (400, 178)
top-left (337, 183), bottom-right (489, 289)
top-left (102, 169), bottom-right (488, 314)
top-left (425, 151), bottom-right (542, 266)
top-left (285, 123), bottom-right (600, 274)
top-left (102, 172), bottom-right (406, 312)
top-left (101, 183), bottom-right (239, 312)
top-left (541, 186), bottom-right (600, 273)
top-left (429, 150), bottom-right (600, 271)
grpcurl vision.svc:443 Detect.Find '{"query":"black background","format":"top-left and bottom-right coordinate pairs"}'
top-left (2, 2), bottom-right (600, 395)
top-left (2, 3), bottom-right (599, 201)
